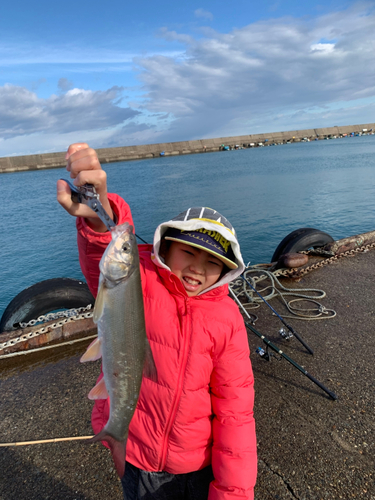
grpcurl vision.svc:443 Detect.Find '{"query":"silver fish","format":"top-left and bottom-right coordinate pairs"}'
top-left (80, 222), bottom-right (156, 477)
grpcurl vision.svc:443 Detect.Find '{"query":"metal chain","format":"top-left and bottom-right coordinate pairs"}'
top-left (19, 304), bottom-right (93, 328)
top-left (276, 241), bottom-right (375, 279)
top-left (299, 248), bottom-right (335, 257)
top-left (0, 305), bottom-right (94, 351)
top-left (230, 241), bottom-right (375, 321)
top-left (2, 243), bottom-right (373, 352)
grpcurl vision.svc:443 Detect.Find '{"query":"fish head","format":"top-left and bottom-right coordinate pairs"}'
top-left (99, 222), bottom-right (139, 284)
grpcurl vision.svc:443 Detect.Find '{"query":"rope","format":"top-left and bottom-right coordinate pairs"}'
top-left (0, 334), bottom-right (97, 360)
top-left (284, 298), bottom-right (336, 320)
top-left (231, 267), bottom-right (336, 320)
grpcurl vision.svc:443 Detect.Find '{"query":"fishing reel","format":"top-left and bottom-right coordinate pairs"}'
top-left (255, 346), bottom-right (281, 362)
top-left (278, 327), bottom-right (293, 340)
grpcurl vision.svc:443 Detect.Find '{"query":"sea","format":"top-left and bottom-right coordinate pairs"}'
top-left (1, 134), bottom-right (375, 319)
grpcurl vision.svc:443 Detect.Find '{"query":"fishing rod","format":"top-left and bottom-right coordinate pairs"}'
top-left (0, 436), bottom-right (94, 447)
top-left (240, 274), bottom-right (314, 355)
top-left (229, 287), bottom-right (337, 401)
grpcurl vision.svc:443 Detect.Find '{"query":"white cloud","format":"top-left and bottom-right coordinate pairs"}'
top-left (0, 85), bottom-right (140, 151)
top-left (135, 4), bottom-right (375, 141)
top-left (310, 43), bottom-right (335, 53)
top-left (0, 84), bottom-right (140, 139)
top-left (0, 41), bottom-right (184, 66)
top-left (194, 9), bottom-right (213, 21)
top-left (1, 3), bottom-right (374, 156)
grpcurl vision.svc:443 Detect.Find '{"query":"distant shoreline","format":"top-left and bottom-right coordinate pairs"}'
top-left (0, 122), bottom-right (374, 174)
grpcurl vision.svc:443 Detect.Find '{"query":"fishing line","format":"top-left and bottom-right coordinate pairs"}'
top-left (135, 234), bottom-right (148, 244)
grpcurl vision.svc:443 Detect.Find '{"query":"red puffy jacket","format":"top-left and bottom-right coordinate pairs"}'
top-left (77, 194), bottom-right (257, 499)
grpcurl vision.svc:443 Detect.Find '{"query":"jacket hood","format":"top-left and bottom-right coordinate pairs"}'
top-left (151, 207), bottom-right (245, 294)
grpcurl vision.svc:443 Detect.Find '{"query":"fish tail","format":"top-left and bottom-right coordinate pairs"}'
top-left (89, 430), bottom-right (127, 478)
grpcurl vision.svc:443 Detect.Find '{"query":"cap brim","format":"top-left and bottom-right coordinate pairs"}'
top-left (164, 236), bottom-right (238, 270)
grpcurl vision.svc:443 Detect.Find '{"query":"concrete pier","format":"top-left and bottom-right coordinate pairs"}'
top-left (1, 122), bottom-right (374, 174)
top-left (0, 248), bottom-right (374, 499)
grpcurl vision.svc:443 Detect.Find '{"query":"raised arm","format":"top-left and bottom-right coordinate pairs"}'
top-left (56, 143), bottom-right (134, 296)
top-left (57, 142), bottom-right (114, 233)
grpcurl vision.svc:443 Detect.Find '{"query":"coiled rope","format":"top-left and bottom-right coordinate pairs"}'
top-left (231, 266), bottom-right (336, 320)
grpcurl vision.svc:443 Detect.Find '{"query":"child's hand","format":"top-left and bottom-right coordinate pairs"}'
top-left (57, 143), bottom-right (114, 232)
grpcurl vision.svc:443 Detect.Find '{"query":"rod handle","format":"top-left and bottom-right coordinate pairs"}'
top-left (304, 371), bottom-right (337, 400)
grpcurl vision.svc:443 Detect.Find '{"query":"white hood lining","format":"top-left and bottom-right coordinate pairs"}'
top-left (151, 219), bottom-right (245, 294)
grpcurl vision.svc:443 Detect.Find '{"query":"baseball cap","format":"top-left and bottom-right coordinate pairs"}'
top-left (164, 226), bottom-right (238, 269)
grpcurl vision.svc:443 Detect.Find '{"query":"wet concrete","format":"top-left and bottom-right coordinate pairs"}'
top-left (0, 250), bottom-right (374, 499)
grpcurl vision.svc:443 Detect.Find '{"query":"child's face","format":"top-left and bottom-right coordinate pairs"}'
top-left (164, 241), bottom-right (225, 296)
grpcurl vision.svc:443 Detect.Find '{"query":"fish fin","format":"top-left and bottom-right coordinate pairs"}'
top-left (89, 430), bottom-right (127, 478)
top-left (93, 279), bottom-right (105, 323)
top-left (80, 337), bottom-right (102, 362)
top-left (87, 377), bottom-right (109, 400)
top-left (143, 338), bottom-right (158, 382)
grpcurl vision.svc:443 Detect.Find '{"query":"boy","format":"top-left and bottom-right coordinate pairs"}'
top-left (57, 143), bottom-right (257, 500)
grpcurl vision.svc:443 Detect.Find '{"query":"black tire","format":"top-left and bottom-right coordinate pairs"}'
top-left (271, 228), bottom-right (334, 263)
top-left (0, 278), bottom-right (95, 333)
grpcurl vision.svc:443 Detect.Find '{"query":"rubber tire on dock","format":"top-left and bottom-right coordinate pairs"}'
top-left (271, 228), bottom-right (334, 263)
top-left (0, 278), bottom-right (95, 333)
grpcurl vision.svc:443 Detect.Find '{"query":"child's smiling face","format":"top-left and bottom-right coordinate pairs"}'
top-left (164, 241), bottom-right (224, 296)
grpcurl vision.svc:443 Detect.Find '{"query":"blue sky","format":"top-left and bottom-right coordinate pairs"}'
top-left (0, 0), bottom-right (374, 156)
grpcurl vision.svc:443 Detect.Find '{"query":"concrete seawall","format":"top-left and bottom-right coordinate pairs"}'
top-left (1, 122), bottom-right (374, 174)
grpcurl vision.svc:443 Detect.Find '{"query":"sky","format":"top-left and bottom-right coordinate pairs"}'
top-left (0, 0), bottom-right (374, 157)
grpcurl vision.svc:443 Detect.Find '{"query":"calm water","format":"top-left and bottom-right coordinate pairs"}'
top-left (1, 135), bottom-right (375, 318)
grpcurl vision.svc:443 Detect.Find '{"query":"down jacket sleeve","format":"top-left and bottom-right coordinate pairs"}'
top-left (209, 308), bottom-right (257, 500)
top-left (76, 193), bottom-right (134, 296)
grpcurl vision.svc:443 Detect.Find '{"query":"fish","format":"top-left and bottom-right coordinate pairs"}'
top-left (80, 222), bottom-right (156, 478)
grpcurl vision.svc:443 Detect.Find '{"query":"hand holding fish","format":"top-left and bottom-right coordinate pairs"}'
top-left (56, 143), bottom-right (114, 232)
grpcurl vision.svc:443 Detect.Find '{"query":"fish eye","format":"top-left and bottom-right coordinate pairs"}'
top-left (122, 243), bottom-right (131, 253)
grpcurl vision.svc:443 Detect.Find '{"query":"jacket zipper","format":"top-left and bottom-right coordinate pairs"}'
top-left (158, 297), bottom-right (191, 470)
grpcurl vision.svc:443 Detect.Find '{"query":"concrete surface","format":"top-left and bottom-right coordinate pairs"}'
top-left (0, 249), bottom-right (374, 499)
top-left (1, 122), bottom-right (374, 173)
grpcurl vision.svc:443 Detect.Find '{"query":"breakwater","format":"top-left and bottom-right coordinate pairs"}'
top-left (1, 122), bottom-right (374, 173)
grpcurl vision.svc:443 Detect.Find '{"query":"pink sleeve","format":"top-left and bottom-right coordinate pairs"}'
top-left (76, 193), bottom-right (134, 297)
top-left (209, 315), bottom-right (257, 500)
